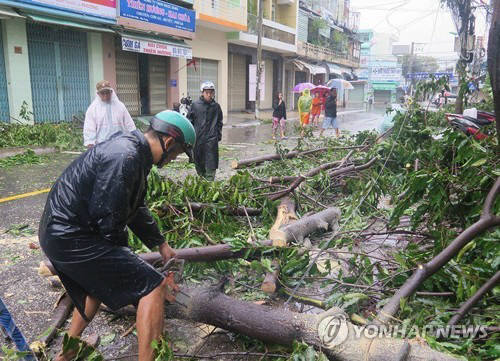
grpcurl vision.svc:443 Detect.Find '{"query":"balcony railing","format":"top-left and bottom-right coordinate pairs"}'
top-left (194, 0), bottom-right (247, 29)
top-left (297, 41), bottom-right (360, 68)
top-left (247, 14), bottom-right (295, 45)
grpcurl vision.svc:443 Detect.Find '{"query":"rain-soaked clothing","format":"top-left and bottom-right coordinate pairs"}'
top-left (298, 89), bottom-right (312, 125)
top-left (188, 96), bottom-right (223, 177)
top-left (39, 130), bottom-right (164, 320)
top-left (83, 90), bottom-right (136, 146)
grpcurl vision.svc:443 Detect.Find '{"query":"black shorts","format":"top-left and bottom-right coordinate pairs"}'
top-left (48, 246), bottom-right (164, 321)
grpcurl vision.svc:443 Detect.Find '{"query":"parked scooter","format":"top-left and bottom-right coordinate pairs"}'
top-left (445, 111), bottom-right (496, 140)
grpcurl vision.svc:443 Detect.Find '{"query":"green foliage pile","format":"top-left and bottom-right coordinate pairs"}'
top-left (0, 122), bottom-right (83, 150)
top-left (0, 149), bottom-right (48, 168)
top-left (130, 77), bottom-right (498, 360)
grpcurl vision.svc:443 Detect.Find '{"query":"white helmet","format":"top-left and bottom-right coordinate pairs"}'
top-left (200, 81), bottom-right (215, 92)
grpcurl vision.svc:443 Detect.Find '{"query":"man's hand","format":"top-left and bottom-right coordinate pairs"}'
top-left (159, 242), bottom-right (176, 262)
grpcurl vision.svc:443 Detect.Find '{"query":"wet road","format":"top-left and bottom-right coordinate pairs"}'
top-left (0, 109), bottom-right (384, 230)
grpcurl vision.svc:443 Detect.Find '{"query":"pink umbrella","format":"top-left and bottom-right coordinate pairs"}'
top-left (311, 85), bottom-right (331, 97)
top-left (293, 82), bottom-right (315, 93)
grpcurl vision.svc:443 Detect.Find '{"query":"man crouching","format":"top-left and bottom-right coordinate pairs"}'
top-left (38, 111), bottom-right (196, 361)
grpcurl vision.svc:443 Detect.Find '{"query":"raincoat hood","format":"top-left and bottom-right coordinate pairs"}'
top-left (302, 89), bottom-right (311, 97)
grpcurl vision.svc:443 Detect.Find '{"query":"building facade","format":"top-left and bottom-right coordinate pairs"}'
top-left (0, 0), bottom-right (360, 123)
top-left (358, 30), bottom-right (402, 105)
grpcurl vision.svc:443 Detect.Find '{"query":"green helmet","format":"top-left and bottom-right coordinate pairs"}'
top-left (150, 110), bottom-right (196, 166)
top-left (151, 110), bottom-right (196, 147)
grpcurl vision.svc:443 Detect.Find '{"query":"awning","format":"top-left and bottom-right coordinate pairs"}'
top-left (117, 32), bottom-right (192, 59)
top-left (0, 7), bottom-right (24, 19)
top-left (372, 82), bottom-right (398, 91)
top-left (25, 13), bottom-right (115, 33)
top-left (293, 60), bottom-right (326, 75)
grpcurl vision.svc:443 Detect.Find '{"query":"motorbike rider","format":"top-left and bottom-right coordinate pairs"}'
top-left (188, 81), bottom-right (223, 181)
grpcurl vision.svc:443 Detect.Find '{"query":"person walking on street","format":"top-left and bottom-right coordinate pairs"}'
top-left (320, 87), bottom-right (339, 138)
top-left (83, 80), bottom-right (136, 148)
top-left (310, 92), bottom-right (323, 128)
top-left (298, 88), bottom-right (312, 136)
top-left (39, 111), bottom-right (196, 361)
top-left (188, 81), bottom-right (223, 181)
top-left (272, 93), bottom-right (287, 140)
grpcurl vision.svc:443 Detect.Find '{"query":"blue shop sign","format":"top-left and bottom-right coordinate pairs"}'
top-left (119, 0), bottom-right (195, 33)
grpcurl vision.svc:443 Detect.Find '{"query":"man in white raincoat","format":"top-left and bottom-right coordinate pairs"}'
top-left (83, 80), bottom-right (136, 148)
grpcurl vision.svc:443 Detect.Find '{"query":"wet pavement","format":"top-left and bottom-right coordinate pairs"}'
top-left (0, 108), bottom-right (384, 231)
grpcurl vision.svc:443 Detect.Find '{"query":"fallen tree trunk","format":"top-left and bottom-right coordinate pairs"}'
top-left (270, 207), bottom-right (340, 246)
top-left (165, 202), bottom-right (262, 216)
top-left (447, 270), bottom-right (500, 326)
top-left (232, 147), bottom-right (329, 169)
top-left (164, 284), bottom-right (459, 361)
top-left (39, 240), bottom-right (274, 276)
top-left (269, 197), bottom-right (297, 246)
top-left (30, 293), bottom-right (73, 353)
top-left (329, 157), bottom-right (378, 178)
top-left (267, 160), bottom-right (347, 201)
top-left (377, 177), bottom-right (500, 324)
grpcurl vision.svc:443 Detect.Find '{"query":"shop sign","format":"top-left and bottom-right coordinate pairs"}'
top-left (119, 0), bottom-right (195, 33)
top-left (17, 0), bottom-right (116, 20)
top-left (249, 63), bottom-right (265, 101)
top-left (371, 65), bottom-right (402, 82)
top-left (122, 37), bottom-right (192, 59)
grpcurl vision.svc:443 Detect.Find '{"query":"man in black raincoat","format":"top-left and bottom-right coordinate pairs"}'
top-left (38, 111), bottom-right (196, 361)
top-left (188, 81), bottom-right (223, 181)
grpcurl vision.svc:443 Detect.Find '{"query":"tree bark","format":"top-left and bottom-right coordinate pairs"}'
top-left (164, 284), bottom-right (459, 361)
top-left (447, 270), bottom-right (500, 326)
top-left (261, 260), bottom-right (280, 294)
top-left (377, 177), bottom-right (500, 323)
top-left (30, 293), bottom-right (73, 352)
top-left (269, 197), bottom-right (297, 246)
top-left (270, 207), bottom-right (341, 246)
top-left (487, 0), bottom-right (500, 147)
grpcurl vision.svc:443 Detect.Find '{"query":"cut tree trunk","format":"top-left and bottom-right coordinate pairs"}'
top-left (269, 197), bottom-right (298, 246)
top-left (261, 259), bottom-right (280, 294)
top-left (270, 207), bottom-right (341, 246)
top-left (377, 177), bottom-right (500, 324)
top-left (163, 284), bottom-right (459, 361)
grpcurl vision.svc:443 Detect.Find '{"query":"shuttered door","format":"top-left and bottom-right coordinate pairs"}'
top-left (0, 25), bottom-right (10, 122)
top-left (350, 83), bottom-right (364, 103)
top-left (374, 90), bottom-right (391, 104)
top-left (148, 55), bottom-right (168, 114)
top-left (115, 49), bottom-right (140, 116)
top-left (228, 53), bottom-right (246, 111)
top-left (187, 58), bottom-right (219, 100)
top-left (59, 30), bottom-right (91, 121)
top-left (27, 24), bottom-right (90, 122)
top-left (298, 10), bottom-right (309, 42)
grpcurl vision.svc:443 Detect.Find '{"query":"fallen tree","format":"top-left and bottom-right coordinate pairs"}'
top-left (161, 282), bottom-right (459, 361)
top-left (165, 202), bottom-right (262, 216)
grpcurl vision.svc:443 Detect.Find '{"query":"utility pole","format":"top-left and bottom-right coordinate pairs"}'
top-left (455, 0), bottom-right (472, 113)
top-left (408, 42), bottom-right (415, 96)
top-left (255, 0), bottom-right (264, 120)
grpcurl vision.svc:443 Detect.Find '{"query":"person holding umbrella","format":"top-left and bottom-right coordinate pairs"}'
top-left (310, 92), bottom-right (323, 128)
top-left (297, 88), bottom-right (312, 136)
top-left (320, 87), bottom-right (339, 138)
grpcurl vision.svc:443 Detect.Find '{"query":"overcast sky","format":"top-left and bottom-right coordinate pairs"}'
top-left (351, 0), bottom-right (490, 65)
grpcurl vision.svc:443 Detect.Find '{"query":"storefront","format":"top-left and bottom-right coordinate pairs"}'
top-left (349, 80), bottom-right (367, 105)
top-left (228, 52), bottom-right (248, 111)
top-left (115, 34), bottom-right (192, 116)
top-left (372, 82), bottom-right (397, 105)
top-left (27, 23), bottom-right (91, 122)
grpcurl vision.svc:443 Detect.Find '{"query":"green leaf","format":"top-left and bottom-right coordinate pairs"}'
top-left (471, 158), bottom-right (487, 167)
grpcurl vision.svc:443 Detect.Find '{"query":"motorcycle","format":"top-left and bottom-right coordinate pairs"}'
top-left (179, 95), bottom-right (192, 118)
top-left (445, 111), bottom-right (495, 140)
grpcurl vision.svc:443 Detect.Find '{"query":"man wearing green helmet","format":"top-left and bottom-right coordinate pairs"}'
top-left (38, 110), bottom-right (195, 361)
